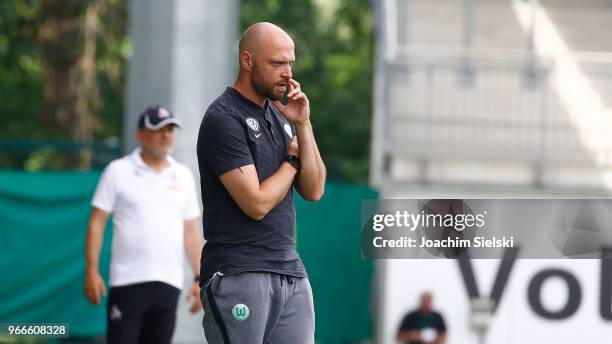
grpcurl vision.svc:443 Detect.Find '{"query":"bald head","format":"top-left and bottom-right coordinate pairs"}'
top-left (234, 22), bottom-right (296, 104)
top-left (238, 22), bottom-right (294, 57)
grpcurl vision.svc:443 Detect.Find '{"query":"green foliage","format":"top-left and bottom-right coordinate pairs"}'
top-left (23, 146), bottom-right (67, 171)
top-left (1, 0), bottom-right (373, 180)
top-left (0, 1), bottom-right (44, 139)
top-left (0, 0), bottom-right (127, 169)
top-left (241, 0), bottom-right (373, 183)
top-left (94, 0), bottom-right (129, 140)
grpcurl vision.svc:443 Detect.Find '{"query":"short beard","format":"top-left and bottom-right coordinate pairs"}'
top-left (143, 146), bottom-right (170, 161)
top-left (251, 64), bottom-right (281, 101)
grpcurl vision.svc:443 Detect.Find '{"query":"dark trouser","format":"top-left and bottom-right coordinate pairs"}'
top-left (106, 281), bottom-right (180, 344)
top-left (201, 272), bottom-right (315, 344)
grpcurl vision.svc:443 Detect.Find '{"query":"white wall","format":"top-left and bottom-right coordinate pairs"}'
top-left (381, 259), bottom-right (612, 344)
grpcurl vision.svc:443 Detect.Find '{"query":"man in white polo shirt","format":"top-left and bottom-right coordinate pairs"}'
top-left (84, 105), bottom-right (203, 344)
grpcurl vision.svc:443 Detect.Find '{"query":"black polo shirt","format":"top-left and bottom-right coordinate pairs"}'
top-left (399, 310), bottom-right (447, 334)
top-left (197, 87), bottom-right (307, 284)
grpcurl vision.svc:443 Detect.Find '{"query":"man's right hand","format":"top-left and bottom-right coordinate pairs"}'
top-left (288, 136), bottom-right (299, 157)
top-left (84, 271), bottom-right (107, 305)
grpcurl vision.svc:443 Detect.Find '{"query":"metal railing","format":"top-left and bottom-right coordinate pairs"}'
top-left (377, 49), bottom-right (612, 183)
top-left (372, 0), bottom-right (612, 189)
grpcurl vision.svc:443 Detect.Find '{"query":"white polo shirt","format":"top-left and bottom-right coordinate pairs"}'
top-left (92, 148), bottom-right (200, 289)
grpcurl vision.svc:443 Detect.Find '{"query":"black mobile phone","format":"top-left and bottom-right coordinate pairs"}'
top-left (280, 84), bottom-right (290, 105)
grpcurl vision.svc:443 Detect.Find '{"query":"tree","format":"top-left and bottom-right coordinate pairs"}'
top-left (1, 0), bottom-right (372, 180)
top-left (0, 0), bottom-right (127, 170)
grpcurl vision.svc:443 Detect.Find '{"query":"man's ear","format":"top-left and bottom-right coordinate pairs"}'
top-left (240, 51), bottom-right (253, 71)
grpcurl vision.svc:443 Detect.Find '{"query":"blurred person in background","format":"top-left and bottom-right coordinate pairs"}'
top-left (84, 106), bottom-right (203, 344)
top-left (396, 291), bottom-right (448, 344)
top-left (197, 22), bottom-right (326, 343)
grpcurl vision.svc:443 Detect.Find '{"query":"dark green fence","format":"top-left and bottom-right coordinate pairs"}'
top-left (0, 171), bottom-right (377, 343)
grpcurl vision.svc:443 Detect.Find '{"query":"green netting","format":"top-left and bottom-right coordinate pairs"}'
top-left (296, 182), bottom-right (377, 344)
top-left (0, 171), bottom-right (112, 337)
top-left (0, 171), bottom-right (377, 342)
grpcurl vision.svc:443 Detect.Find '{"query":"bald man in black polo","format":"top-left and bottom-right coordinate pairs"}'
top-left (196, 22), bottom-right (326, 343)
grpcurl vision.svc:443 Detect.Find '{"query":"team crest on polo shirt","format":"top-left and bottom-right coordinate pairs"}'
top-left (283, 123), bottom-right (292, 137)
top-left (246, 117), bottom-right (260, 132)
top-left (168, 183), bottom-right (183, 193)
top-left (168, 173), bottom-right (183, 193)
